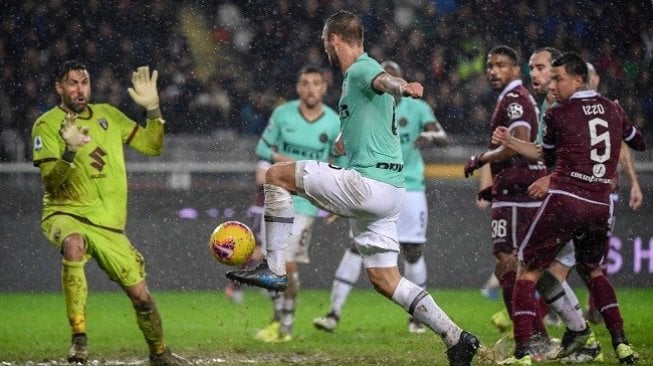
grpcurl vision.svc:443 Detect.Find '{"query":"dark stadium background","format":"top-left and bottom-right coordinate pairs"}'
top-left (1, 1), bottom-right (652, 292)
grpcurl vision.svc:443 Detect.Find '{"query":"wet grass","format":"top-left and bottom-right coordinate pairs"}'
top-left (1, 288), bottom-right (652, 365)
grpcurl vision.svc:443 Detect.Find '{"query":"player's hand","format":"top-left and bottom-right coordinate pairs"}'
top-left (127, 66), bottom-right (159, 111)
top-left (491, 126), bottom-right (511, 146)
top-left (629, 184), bottom-right (643, 210)
top-left (527, 175), bottom-right (550, 199)
top-left (59, 112), bottom-right (90, 152)
top-left (333, 135), bottom-right (346, 156)
top-left (402, 82), bottom-right (423, 98)
top-left (463, 153), bottom-right (485, 178)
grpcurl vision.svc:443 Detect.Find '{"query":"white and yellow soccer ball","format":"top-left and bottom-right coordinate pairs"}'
top-left (209, 221), bottom-right (256, 266)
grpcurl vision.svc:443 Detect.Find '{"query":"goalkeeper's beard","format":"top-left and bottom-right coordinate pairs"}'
top-left (63, 95), bottom-right (88, 114)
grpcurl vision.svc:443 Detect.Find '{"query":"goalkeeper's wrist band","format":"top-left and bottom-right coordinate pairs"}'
top-left (62, 149), bottom-right (77, 163)
top-left (146, 107), bottom-right (162, 119)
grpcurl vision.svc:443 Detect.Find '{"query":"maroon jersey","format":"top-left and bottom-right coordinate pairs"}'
top-left (543, 90), bottom-right (643, 202)
top-left (488, 80), bottom-right (547, 202)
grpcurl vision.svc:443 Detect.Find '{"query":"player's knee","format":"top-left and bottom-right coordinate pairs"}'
top-left (265, 163), bottom-right (295, 191)
top-left (400, 243), bottom-right (423, 264)
top-left (61, 233), bottom-right (86, 261)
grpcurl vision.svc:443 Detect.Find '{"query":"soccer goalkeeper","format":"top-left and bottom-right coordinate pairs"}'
top-left (31, 60), bottom-right (189, 366)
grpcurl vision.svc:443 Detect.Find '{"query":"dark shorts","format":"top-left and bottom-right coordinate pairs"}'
top-left (519, 191), bottom-right (610, 270)
top-left (491, 203), bottom-right (542, 256)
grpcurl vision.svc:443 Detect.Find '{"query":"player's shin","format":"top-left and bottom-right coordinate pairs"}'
top-left (263, 184), bottom-right (294, 276)
top-left (537, 271), bottom-right (585, 331)
top-left (512, 279), bottom-right (537, 354)
top-left (62, 259), bottom-right (88, 335)
top-left (391, 277), bottom-right (462, 347)
top-left (134, 302), bottom-right (165, 355)
top-left (588, 275), bottom-right (625, 341)
top-left (331, 249), bottom-right (363, 315)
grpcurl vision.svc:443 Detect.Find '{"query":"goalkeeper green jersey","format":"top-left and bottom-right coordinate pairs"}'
top-left (396, 97), bottom-right (439, 191)
top-left (255, 99), bottom-right (340, 216)
top-left (339, 53), bottom-right (404, 188)
top-left (536, 99), bottom-right (552, 144)
top-left (32, 104), bottom-right (164, 231)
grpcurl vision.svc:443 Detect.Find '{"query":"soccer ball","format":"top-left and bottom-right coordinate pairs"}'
top-left (209, 221), bottom-right (256, 266)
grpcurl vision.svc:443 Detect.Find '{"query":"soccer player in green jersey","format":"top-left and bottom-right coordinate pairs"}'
top-left (227, 11), bottom-right (479, 365)
top-left (251, 66), bottom-right (341, 343)
top-left (31, 60), bottom-right (188, 366)
top-left (312, 60), bottom-right (449, 334)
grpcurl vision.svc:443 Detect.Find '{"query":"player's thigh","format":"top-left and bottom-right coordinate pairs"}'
top-left (285, 213), bottom-right (316, 263)
top-left (41, 214), bottom-right (92, 262)
top-left (574, 204), bottom-right (611, 271)
top-left (490, 203), bottom-right (540, 256)
top-left (397, 190), bottom-right (427, 244)
top-left (86, 227), bottom-right (146, 287)
top-left (519, 194), bottom-right (579, 270)
top-left (555, 241), bottom-right (576, 268)
top-left (297, 160), bottom-right (403, 218)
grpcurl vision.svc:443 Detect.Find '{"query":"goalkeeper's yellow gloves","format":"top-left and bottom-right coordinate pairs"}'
top-left (59, 112), bottom-right (90, 162)
top-left (127, 66), bottom-right (162, 119)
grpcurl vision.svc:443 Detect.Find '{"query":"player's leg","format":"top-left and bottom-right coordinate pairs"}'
top-left (313, 243), bottom-right (362, 331)
top-left (226, 161), bottom-right (297, 291)
top-left (575, 216), bottom-right (638, 365)
top-left (397, 190), bottom-right (429, 333)
top-left (41, 215), bottom-right (91, 364)
top-left (93, 229), bottom-right (189, 365)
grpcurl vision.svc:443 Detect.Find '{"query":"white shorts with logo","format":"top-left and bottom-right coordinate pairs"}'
top-left (295, 161), bottom-right (404, 268)
top-left (397, 190), bottom-right (428, 244)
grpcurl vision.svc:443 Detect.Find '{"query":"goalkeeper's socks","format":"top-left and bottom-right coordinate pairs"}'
top-left (391, 277), bottom-right (462, 347)
top-left (263, 184), bottom-right (293, 275)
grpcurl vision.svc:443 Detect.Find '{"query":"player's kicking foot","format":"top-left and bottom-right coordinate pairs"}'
top-left (560, 330), bottom-right (604, 363)
top-left (313, 311), bottom-right (339, 332)
top-left (68, 333), bottom-right (88, 365)
top-left (446, 331), bottom-right (480, 366)
top-left (226, 261), bottom-right (287, 292)
top-left (149, 348), bottom-right (191, 366)
top-left (557, 325), bottom-right (591, 358)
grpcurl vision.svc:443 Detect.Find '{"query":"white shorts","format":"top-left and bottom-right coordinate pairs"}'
top-left (296, 161), bottom-right (404, 266)
top-left (555, 192), bottom-right (618, 268)
top-left (397, 190), bottom-right (428, 244)
top-left (285, 213), bottom-right (315, 263)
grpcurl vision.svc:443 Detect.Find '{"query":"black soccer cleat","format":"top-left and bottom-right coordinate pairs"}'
top-left (226, 261), bottom-right (288, 292)
top-left (446, 330), bottom-right (480, 366)
top-left (557, 325), bottom-right (591, 358)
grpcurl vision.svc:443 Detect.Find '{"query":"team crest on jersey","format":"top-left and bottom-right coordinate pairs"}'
top-left (506, 103), bottom-right (524, 120)
top-left (33, 136), bottom-right (43, 151)
top-left (98, 118), bottom-right (108, 130)
top-left (319, 133), bottom-right (328, 143)
top-left (399, 117), bottom-right (407, 127)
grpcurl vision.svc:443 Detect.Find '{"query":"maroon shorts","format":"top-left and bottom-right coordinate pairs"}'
top-left (491, 203), bottom-right (542, 256)
top-left (519, 191), bottom-right (610, 270)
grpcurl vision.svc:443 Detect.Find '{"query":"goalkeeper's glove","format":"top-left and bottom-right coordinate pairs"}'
top-left (127, 66), bottom-right (161, 118)
top-left (59, 112), bottom-right (90, 160)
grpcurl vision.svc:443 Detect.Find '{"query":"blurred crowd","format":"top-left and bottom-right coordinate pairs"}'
top-left (1, 0), bottom-right (652, 161)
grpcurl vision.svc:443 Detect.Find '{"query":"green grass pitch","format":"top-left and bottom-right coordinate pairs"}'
top-left (1, 288), bottom-right (651, 365)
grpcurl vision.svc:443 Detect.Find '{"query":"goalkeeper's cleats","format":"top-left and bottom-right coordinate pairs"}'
top-left (149, 348), bottom-right (191, 366)
top-left (313, 311), bottom-right (339, 332)
top-left (446, 330), bottom-right (480, 366)
top-left (226, 261), bottom-right (287, 292)
top-left (67, 333), bottom-right (88, 365)
top-left (408, 317), bottom-right (427, 334)
top-left (615, 343), bottom-right (639, 364)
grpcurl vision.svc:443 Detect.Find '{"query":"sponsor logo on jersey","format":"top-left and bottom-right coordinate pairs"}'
top-left (282, 142), bottom-right (323, 159)
top-left (507, 103), bottom-right (524, 119)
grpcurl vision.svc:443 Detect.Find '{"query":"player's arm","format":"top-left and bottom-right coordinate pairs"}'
top-left (476, 164), bottom-right (493, 209)
top-left (39, 113), bottom-right (90, 194)
top-left (415, 122), bottom-right (448, 148)
top-left (254, 114), bottom-right (293, 163)
top-left (619, 142), bottom-right (643, 210)
top-left (126, 66), bottom-right (165, 156)
top-left (372, 72), bottom-right (423, 99)
top-left (490, 126), bottom-right (540, 159)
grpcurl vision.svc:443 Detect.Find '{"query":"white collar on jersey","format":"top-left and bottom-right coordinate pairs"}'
top-left (570, 90), bottom-right (599, 100)
top-left (498, 79), bottom-right (523, 101)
